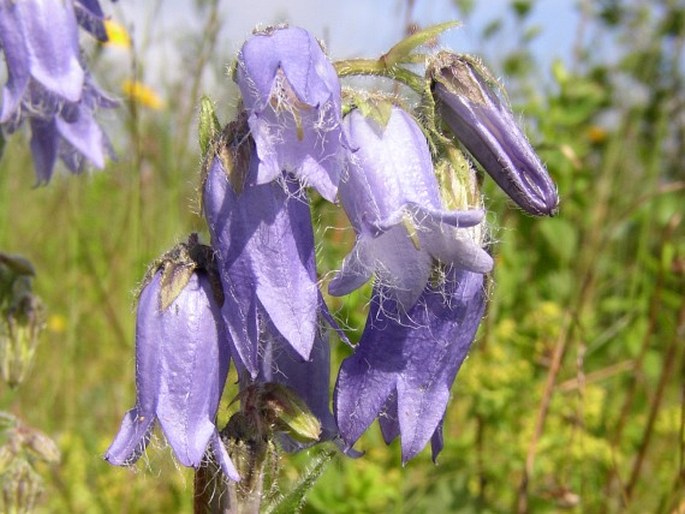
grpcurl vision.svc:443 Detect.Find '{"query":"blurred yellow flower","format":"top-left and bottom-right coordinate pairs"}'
top-left (121, 79), bottom-right (165, 110)
top-left (104, 20), bottom-right (131, 49)
top-left (47, 314), bottom-right (67, 334)
top-left (587, 125), bottom-right (608, 144)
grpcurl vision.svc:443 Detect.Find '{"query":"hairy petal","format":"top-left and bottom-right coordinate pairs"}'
top-left (335, 268), bottom-right (487, 462)
top-left (155, 273), bottom-right (230, 468)
top-left (430, 53), bottom-right (558, 215)
top-left (332, 106), bottom-right (492, 308)
top-left (235, 26), bottom-right (345, 200)
top-left (203, 150), bottom-right (319, 376)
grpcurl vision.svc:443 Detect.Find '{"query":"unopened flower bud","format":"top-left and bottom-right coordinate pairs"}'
top-left (1, 458), bottom-right (43, 514)
top-left (429, 52), bottom-right (559, 216)
top-left (0, 254), bottom-right (45, 388)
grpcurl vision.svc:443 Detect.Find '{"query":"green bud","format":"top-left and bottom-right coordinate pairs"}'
top-left (1, 458), bottom-right (43, 514)
top-left (0, 256), bottom-right (45, 388)
top-left (198, 95), bottom-right (221, 156)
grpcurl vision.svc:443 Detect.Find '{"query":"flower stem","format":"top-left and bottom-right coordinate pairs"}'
top-left (334, 58), bottom-right (425, 94)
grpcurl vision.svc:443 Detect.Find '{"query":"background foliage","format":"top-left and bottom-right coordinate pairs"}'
top-left (0, 0), bottom-right (683, 512)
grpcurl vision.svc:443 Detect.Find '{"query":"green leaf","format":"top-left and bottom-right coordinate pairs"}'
top-left (265, 449), bottom-right (335, 514)
top-left (384, 21), bottom-right (460, 67)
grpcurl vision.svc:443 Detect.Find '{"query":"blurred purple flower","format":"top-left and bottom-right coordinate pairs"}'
top-left (0, 0), bottom-right (116, 183)
top-left (430, 53), bottom-right (559, 216)
top-left (234, 26), bottom-right (346, 201)
top-left (202, 117), bottom-right (321, 378)
top-left (74, 0), bottom-right (113, 42)
top-left (334, 267), bottom-right (487, 463)
top-left (105, 269), bottom-right (239, 481)
top-left (329, 105), bottom-right (493, 310)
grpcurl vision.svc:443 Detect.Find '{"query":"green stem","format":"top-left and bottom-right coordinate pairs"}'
top-left (334, 58), bottom-right (425, 94)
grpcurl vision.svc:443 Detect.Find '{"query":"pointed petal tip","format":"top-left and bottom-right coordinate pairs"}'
top-left (104, 408), bottom-right (154, 467)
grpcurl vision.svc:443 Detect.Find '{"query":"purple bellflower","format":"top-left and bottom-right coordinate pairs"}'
top-left (329, 105), bottom-right (493, 310)
top-left (334, 267), bottom-right (487, 463)
top-left (234, 26), bottom-right (346, 202)
top-left (0, 0), bottom-right (116, 183)
top-left (256, 316), bottom-right (337, 448)
top-left (105, 264), bottom-right (239, 481)
top-left (73, 0), bottom-right (113, 42)
top-left (202, 116), bottom-right (321, 378)
top-left (429, 52), bottom-right (559, 216)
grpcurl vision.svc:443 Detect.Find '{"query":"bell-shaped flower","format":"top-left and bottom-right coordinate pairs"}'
top-left (0, 0), bottom-right (84, 121)
top-left (334, 267), bottom-right (487, 463)
top-left (255, 313), bottom-right (337, 448)
top-left (429, 52), bottom-right (558, 216)
top-left (234, 26), bottom-right (346, 201)
top-left (104, 257), bottom-right (239, 481)
top-left (28, 77), bottom-right (116, 183)
top-left (202, 116), bottom-right (321, 378)
top-left (0, 0), bottom-right (116, 183)
top-left (329, 105), bottom-right (493, 310)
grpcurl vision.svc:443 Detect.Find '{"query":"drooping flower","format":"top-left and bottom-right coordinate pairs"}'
top-left (0, 0), bottom-right (116, 183)
top-left (334, 267), bottom-right (487, 463)
top-left (28, 76), bottom-right (116, 183)
top-left (329, 104), bottom-right (493, 310)
top-left (234, 26), bottom-right (346, 201)
top-left (104, 246), bottom-right (238, 481)
top-left (429, 52), bottom-right (559, 216)
top-left (0, 0), bottom-right (84, 122)
top-left (202, 115), bottom-right (321, 378)
top-left (255, 311), bottom-right (337, 447)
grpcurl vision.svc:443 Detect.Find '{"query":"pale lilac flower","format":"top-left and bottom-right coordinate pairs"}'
top-left (0, 0), bottom-right (116, 183)
top-left (234, 26), bottom-right (346, 201)
top-left (0, 0), bottom-right (84, 122)
top-left (28, 77), bottom-right (115, 183)
top-left (329, 106), bottom-right (493, 310)
top-left (202, 117), bottom-right (321, 377)
top-left (105, 269), bottom-right (239, 481)
top-left (334, 267), bottom-right (487, 463)
top-left (429, 53), bottom-right (559, 216)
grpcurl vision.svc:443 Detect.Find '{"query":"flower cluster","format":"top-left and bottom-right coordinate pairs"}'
top-left (106, 24), bottom-right (558, 482)
top-left (0, 0), bottom-right (117, 183)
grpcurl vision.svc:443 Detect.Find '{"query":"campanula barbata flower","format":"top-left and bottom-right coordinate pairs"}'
top-left (0, 0), bottom-right (116, 183)
top-left (328, 105), bottom-right (493, 310)
top-left (202, 116), bottom-right (321, 378)
top-left (105, 267), bottom-right (238, 481)
top-left (335, 267), bottom-right (487, 463)
top-left (256, 316), bottom-right (337, 447)
top-left (234, 26), bottom-right (346, 201)
top-left (429, 52), bottom-right (559, 216)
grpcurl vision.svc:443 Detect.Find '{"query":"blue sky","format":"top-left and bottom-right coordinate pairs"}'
top-left (108, 0), bottom-right (580, 93)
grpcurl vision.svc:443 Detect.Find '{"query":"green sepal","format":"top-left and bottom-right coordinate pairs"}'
top-left (260, 383), bottom-right (322, 443)
top-left (355, 97), bottom-right (394, 130)
top-left (384, 21), bottom-right (461, 67)
top-left (159, 260), bottom-right (195, 311)
top-left (198, 95), bottom-right (221, 155)
top-left (0, 131), bottom-right (5, 163)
